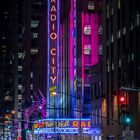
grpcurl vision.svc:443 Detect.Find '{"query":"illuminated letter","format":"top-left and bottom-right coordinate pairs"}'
top-left (72, 121), bottom-right (78, 127)
top-left (50, 48), bottom-right (56, 55)
top-left (81, 121), bottom-right (86, 127)
top-left (51, 67), bottom-right (56, 74)
top-left (51, 0), bottom-right (56, 3)
top-left (51, 5), bottom-right (56, 12)
top-left (52, 58), bottom-right (55, 64)
top-left (50, 76), bottom-right (56, 83)
top-left (88, 121), bottom-right (91, 127)
top-left (50, 14), bottom-right (56, 21)
top-left (50, 32), bottom-right (57, 40)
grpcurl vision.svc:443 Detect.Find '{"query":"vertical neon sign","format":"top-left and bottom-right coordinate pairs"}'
top-left (50, 0), bottom-right (57, 87)
top-left (47, 0), bottom-right (60, 117)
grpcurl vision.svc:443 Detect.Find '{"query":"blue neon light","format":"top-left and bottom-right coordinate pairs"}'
top-left (34, 118), bottom-right (90, 123)
top-left (57, 0), bottom-right (60, 117)
top-left (34, 128), bottom-right (101, 135)
top-left (47, 0), bottom-right (50, 117)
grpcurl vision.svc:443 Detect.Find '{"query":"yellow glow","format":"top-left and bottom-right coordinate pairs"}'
top-left (51, 91), bottom-right (57, 96)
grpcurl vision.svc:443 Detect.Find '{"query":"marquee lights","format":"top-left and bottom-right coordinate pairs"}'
top-left (33, 118), bottom-right (101, 135)
top-left (33, 118), bottom-right (91, 129)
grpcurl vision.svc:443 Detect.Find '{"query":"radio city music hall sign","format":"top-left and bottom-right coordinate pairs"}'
top-left (33, 119), bottom-right (102, 135)
top-left (50, 0), bottom-right (57, 89)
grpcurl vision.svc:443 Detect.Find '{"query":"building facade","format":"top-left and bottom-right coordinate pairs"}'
top-left (26, 0), bottom-right (103, 139)
top-left (102, 0), bottom-right (140, 139)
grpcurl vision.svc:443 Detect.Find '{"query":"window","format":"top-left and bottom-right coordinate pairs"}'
top-left (136, 13), bottom-right (140, 26)
top-left (18, 53), bottom-right (23, 58)
top-left (32, 32), bottom-right (38, 38)
top-left (84, 45), bottom-right (91, 54)
top-left (31, 20), bottom-right (39, 28)
top-left (98, 25), bottom-right (103, 35)
top-left (88, 1), bottom-right (95, 11)
top-left (84, 25), bottom-right (91, 35)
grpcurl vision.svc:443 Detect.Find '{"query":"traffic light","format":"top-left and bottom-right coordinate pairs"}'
top-left (118, 95), bottom-right (133, 126)
top-left (124, 111), bottom-right (132, 126)
top-left (119, 95), bottom-right (126, 114)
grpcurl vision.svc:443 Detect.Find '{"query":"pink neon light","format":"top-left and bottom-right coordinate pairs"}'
top-left (82, 12), bottom-right (84, 85)
top-left (70, 7), bottom-right (74, 86)
top-left (91, 14), bottom-right (98, 65)
top-left (83, 14), bottom-right (98, 66)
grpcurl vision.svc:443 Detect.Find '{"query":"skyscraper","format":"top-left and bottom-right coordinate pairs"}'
top-left (102, 0), bottom-right (140, 139)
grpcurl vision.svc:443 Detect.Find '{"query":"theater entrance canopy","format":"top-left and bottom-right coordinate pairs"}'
top-left (33, 118), bottom-right (101, 135)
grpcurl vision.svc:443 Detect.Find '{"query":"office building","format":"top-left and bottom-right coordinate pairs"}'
top-left (102, 0), bottom-right (140, 139)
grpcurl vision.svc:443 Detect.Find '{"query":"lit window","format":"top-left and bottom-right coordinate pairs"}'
top-left (117, 30), bottom-right (121, 38)
top-left (18, 112), bottom-right (22, 118)
top-left (136, 13), bottom-right (140, 26)
top-left (18, 66), bottom-right (23, 71)
top-left (9, 60), bottom-right (12, 64)
top-left (98, 25), bottom-right (103, 35)
top-left (111, 8), bottom-right (114, 15)
top-left (18, 53), bottom-right (23, 58)
top-left (18, 84), bottom-right (22, 90)
top-left (30, 72), bottom-right (33, 78)
top-left (130, 22), bottom-right (134, 30)
top-left (107, 59), bottom-right (109, 72)
top-left (131, 53), bottom-right (134, 61)
top-left (30, 84), bottom-right (33, 90)
top-left (118, 0), bottom-right (120, 9)
top-left (32, 32), bottom-right (38, 38)
top-left (31, 20), bottom-right (39, 28)
top-left (112, 63), bottom-right (114, 70)
top-left (98, 45), bottom-right (103, 55)
top-left (123, 27), bottom-right (126, 35)
top-left (119, 59), bottom-right (121, 67)
top-left (31, 48), bottom-right (38, 55)
top-left (84, 25), bottom-right (91, 35)
top-left (84, 45), bottom-right (91, 55)
top-left (111, 35), bottom-right (114, 43)
top-left (4, 96), bottom-right (12, 101)
top-left (18, 95), bottom-right (22, 100)
top-left (88, 1), bottom-right (95, 11)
